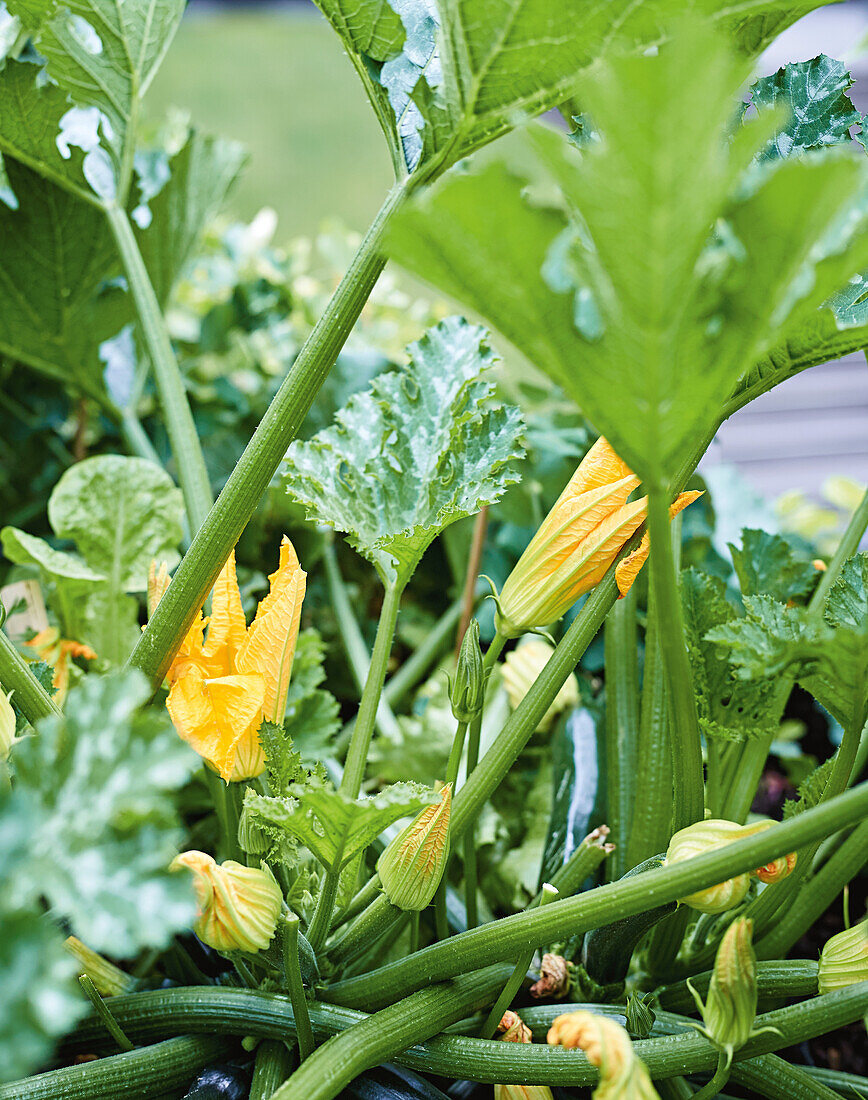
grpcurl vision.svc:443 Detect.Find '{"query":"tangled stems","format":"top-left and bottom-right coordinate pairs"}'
top-left (45, 983), bottom-right (868, 1098)
top-left (326, 781), bottom-right (868, 1008)
top-left (128, 181), bottom-right (411, 691)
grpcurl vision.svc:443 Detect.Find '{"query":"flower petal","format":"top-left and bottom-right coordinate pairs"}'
top-left (614, 490), bottom-right (704, 597)
top-left (203, 550), bottom-right (247, 669)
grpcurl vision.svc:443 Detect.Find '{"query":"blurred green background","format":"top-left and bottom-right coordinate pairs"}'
top-left (147, 6), bottom-right (392, 238)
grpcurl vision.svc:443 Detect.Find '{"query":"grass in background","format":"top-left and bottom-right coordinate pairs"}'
top-left (147, 5), bottom-right (392, 237)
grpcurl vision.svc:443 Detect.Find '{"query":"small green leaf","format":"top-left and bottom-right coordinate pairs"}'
top-left (245, 779), bottom-right (435, 873)
top-left (782, 756), bottom-right (834, 818)
top-left (729, 528), bottom-right (818, 603)
top-left (8, 669), bottom-right (198, 956)
top-left (682, 569), bottom-right (781, 743)
top-left (285, 316), bottom-right (524, 585)
top-left (259, 719), bottom-right (307, 799)
top-left (749, 55), bottom-right (864, 161)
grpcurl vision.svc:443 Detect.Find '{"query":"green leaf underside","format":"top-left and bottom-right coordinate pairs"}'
top-left (285, 316), bottom-right (524, 585)
top-left (315, 0), bottom-right (832, 178)
top-left (681, 569), bottom-right (781, 743)
top-left (244, 780), bottom-right (435, 873)
top-left (708, 554), bottom-right (868, 729)
top-left (729, 528), bottom-right (818, 604)
top-left (2, 0), bottom-right (185, 201)
top-left (6, 670), bottom-right (197, 961)
top-left (389, 36), bottom-right (868, 481)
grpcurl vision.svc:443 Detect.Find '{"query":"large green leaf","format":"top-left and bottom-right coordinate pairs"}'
top-left (390, 28), bottom-right (868, 487)
top-left (285, 316), bottom-right (524, 585)
top-left (729, 528), bottom-right (818, 604)
top-left (6, 669), bottom-right (197, 958)
top-left (244, 779), bottom-right (434, 873)
top-left (316, 0), bottom-right (831, 179)
top-left (3, 0), bottom-right (184, 201)
top-left (681, 569), bottom-right (781, 744)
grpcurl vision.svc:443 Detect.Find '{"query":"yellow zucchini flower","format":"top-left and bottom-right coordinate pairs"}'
top-left (548, 1012), bottom-right (659, 1100)
top-left (162, 537), bottom-right (306, 782)
top-left (25, 627), bottom-right (97, 703)
top-left (495, 438), bottom-right (701, 637)
top-left (818, 919), bottom-right (868, 994)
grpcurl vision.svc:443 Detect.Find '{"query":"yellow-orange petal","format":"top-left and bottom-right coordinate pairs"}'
top-left (230, 723), bottom-right (266, 782)
top-left (237, 536), bottom-right (306, 723)
top-left (167, 667), bottom-right (266, 781)
top-left (557, 437), bottom-right (636, 506)
top-left (167, 611), bottom-right (211, 684)
top-left (62, 639), bottom-right (97, 661)
top-left (614, 490), bottom-right (704, 597)
top-left (203, 550), bottom-right (248, 669)
top-left (148, 560), bottom-right (171, 618)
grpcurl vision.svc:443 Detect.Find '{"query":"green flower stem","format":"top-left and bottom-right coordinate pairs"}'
top-left (128, 182), bottom-right (410, 689)
top-left (340, 579), bottom-right (406, 799)
top-left (282, 915), bottom-right (315, 1061)
top-left (0, 1035), bottom-right (228, 1100)
top-left (445, 721), bottom-right (470, 789)
top-left (479, 884), bottom-right (558, 1039)
top-left (324, 782), bottom-right (868, 1009)
top-left (270, 966), bottom-right (511, 1100)
top-left (811, 484), bottom-right (868, 611)
top-left (249, 1040), bottom-right (296, 1100)
top-left (646, 487), bottom-right (704, 830)
top-left (78, 975), bottom-right (135, 1052)
top-left (322, 536), bottom-right (401, 742)
top-left (627, 579), bottom-right (673, 867)
top-left (656, 960), bottom-right (818, 1013)
top-left (604, 586), bottom-right (639, 878)
top-left (204, 767), bottom-right (242, 863)
top-left (338, 877), bottom-right (382, 930)
top-left (462, 630), bottom-right (507, 929)
top-left (326, 893), bottom-right (401, 969)
top-left (691, 1052), bottom-right (730, 1100)
top-left (729, 1055), bottom-right (840, 1100)
top-left (756, 816), bottom-right (868, 960)
top-left (58, 983), bottom-right (868, 1092)
top-left (0, 626), bottom-right (61, 726)
top-left (104, 203), bottom-right (213, 534)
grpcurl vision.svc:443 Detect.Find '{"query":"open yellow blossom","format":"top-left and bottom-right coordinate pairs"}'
top-left (162, 537), bottom-right (306, 782)
top-left (548, 1012), bottom-right (659, 1100)
top-left (495, 438), bottom-right (701, 637)
top-left (26, 627), bottom-right (96, 703)
top-left (170, 850), bottom-right (282, 953)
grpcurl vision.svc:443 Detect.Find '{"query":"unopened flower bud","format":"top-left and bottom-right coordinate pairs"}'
top-left (689, 917), bottom-right (761, 1065)
top-left (502, 639), bottom-right (580, 731)
top-left (377, 785), bottom-right (451, 910)
top-left (498, 1010), bottom-right (533, 1043)
top-left (450, 620), bottom-right (486, 723)
top-left (818, 919), bottom-right (868, 994)
top-left (665, 819), bottom-right (771, 914)
top-left (625, 991), bottom-right (656, 1039)
top-left (0, 688), bottom-right (15, 759)
top-left (531, 953), bottom-right (571, 999)
top-left (238, 802), bottom-right (270, 856)
top-left (170, 850), bottom-right (282, 953)
top-left (547, 1012), bottom-right (659, 1099)
top-left (64, 937), bottom-right (135, 996)
top-left (752, 851), bottom-right (797, 885)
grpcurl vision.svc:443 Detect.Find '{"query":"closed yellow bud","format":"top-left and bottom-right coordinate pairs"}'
top-left (377, 785), bottom-right (451, 910)
top-left (752, 851), bottom-right (797, 885)
top-left (170, 850), bottom-right (282, 953)
top-left (547, 1012), bottom-right (660, 1100)
top-left (0, 688), bottom-right (15, 760)
top-left (818, 919), bottom-right (868, 994)
top-left (689, 918), bottom-right (759, 1064)
top-left (502, 639), bottom-right (579, 731)
top-left (666, 819), bottom-right (774, 915)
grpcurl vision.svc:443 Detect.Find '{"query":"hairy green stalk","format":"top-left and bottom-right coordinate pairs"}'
top-left (282, 915), bottom-right (315, 1061)
top-left (325, 781), bottom-right (868, 1008)
top-left (128, 182), bottom-right (410, 688)
top-left (249, 1040), bottom-right (295, 1100)
top-left (104, 204), bottom-right (213, 534)
top-left (656, 960), bottom-right (818, 1013)
top-left (646, 488), bottom-right (704, 830)
top-left (0, 627), bottom-right (61, 725)
top-left (604, 587), bottom-right (640, 878)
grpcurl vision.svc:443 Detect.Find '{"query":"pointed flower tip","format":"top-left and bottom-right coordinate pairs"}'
top-left (170, 850), bottom-right (282, 954)
top-left (818, 919), bottom-right (868, 993)
top-left (377, 784), bottom-right (452, 911)
top-left (691, 916), bottom-right (758, 1059)
top-left (614, 489), bottom-right (704, 598)
top-left (148, 560), bottom-right (171, 618)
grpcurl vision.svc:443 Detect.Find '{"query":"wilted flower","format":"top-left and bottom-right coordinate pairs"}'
top-left (688, 917), bottom-right (767, 1066)
top-left (450, 619), bottom-right (487, 723)
top-left (25, 627), bottom-right (96, 703)
top-left (531, 953), bottom-right (571, 999)
top-left (494, 1013), bottom-right (554, 1100)
top-left (665, 818), bottom-right (795, 914)
top-left (0, 688), bottom-right (15, 759)
top-left (818, 919), bottom-right (868, 994)
top-left (548, 1012), bottom-right (660, 1099)
top-left (495, 437), bottom-right (701, 637)
top-left (378, 785), bottom-right (451, 910)
top-left (170, 850), bottom-right (282, 953)
top-left (161, 537), bottom-right (305, 781)
top-left (502, 638), bottom-right (579, 731)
